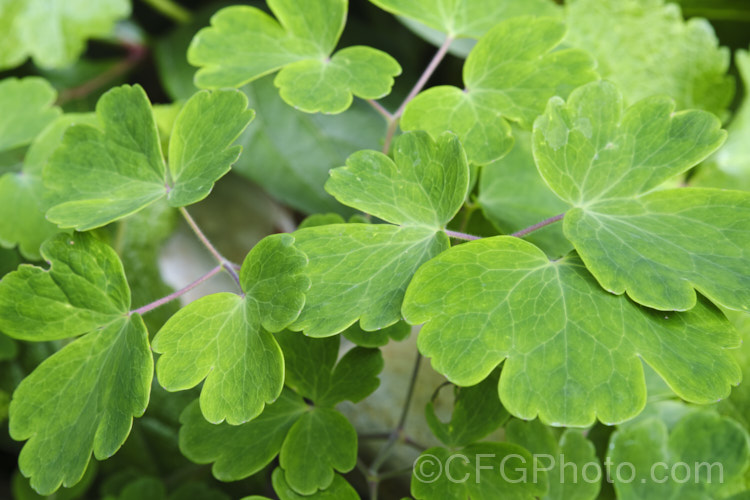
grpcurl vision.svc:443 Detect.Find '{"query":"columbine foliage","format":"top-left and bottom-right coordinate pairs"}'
top-left (0, 0), bottom-right (749, 498)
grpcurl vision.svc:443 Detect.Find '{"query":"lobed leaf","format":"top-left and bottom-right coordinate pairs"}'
top-left (401, 17), bottom-right (597, 165)
top-left (44, 85), bottom-right (253, 230)
top-left (403, 236), bottom-right (741, 427)
top-left (534, 81), bottom-right (750, 312)
top-left (188, 1), bottom-right (401, 114)
top-left (152, 234), bottom-right (309, 424)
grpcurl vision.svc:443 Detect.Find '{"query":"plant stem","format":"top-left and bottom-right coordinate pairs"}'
top-left (179, 207), bottom-right (241, 286)
top-left (130, 265), bottom-right (222, 316)
top-left (141, 0), bottom-right (192, 24)
top-left (367, 99), bottom-right (394, 121)
top-left (57, 42), bottom-right (147, 104)
top-left (511, 213), bottom-right (566, 238)
top-left (444, 229), bottom-right (481, 241)
top-left (369, 351), bottom-right (422, 474)
top-left (381, 35), bottom-right (454, 154)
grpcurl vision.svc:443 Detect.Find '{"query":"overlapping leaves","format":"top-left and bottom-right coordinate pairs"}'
top-left (400, 16), bottom-right (597, 166)
top-left (0, 0), bottom-right (131, 69)
top-left (188, 0), bottom-right (401, 114)
top-left (289, 130), bottom-right (468, 337)
top-left (0, 77), bottom-right (66, 259)
top-left (152, 234), bottom-right (309, 425)
top-left (403, 236), bottom-right (741, 426)
top-left (179, 334), bottom-right (381, 496)
top-left (533, 80), bottom-right (750, 312)
top-left (0, 233), bottom-right (151, 494)
top-left (44, 84), bottom-right (254, 230)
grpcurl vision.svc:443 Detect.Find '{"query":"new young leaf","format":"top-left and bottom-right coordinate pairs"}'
top-left (534, 81), bottom-right (750, 312)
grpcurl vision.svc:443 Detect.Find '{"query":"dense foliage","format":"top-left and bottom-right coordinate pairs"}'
top-left (0, 0), bottom-right (749, 499)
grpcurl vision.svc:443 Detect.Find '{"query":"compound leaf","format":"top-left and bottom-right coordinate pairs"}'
top-left (369, 0), bottom-right (560, 39)
top-left (425, 370), bottom-right (509, 448)
top-left (10, 314), bottom-right (152, 495)
top-left (45, 85), bottom-right (253, 230)
top-left (403, 236), bottom-right (741, 427)
top-left (152, 234), bottom-right (309, 424)
top-left (401, 17), bottom-right (596, 165)
top-left (506, 419), bottom-right (601, 500)
top-left (188, 2), bottom-right (401, 114)
top-left (0, 233), bottom-right (130, 341)
top-left (0, 0), bottom-right (131, 69)
top-left (0, 77), bottom-right (60, 152)
top-left (608, 406), bottom-right (750, 499)
top-left (178, 389), bottom-right (307, 481)
top-left (564, 0), bottom-right (734, 116)
top-left (290, 131), bottom-right (467, 337)
top-left (411, 443), bottom-right (545, 500)
top-left (534, 81), bottom-right (750, 312)
top-left (279, 408), bottom-right (357, 495)
top-left (272, 469), bottom-right (359, 500)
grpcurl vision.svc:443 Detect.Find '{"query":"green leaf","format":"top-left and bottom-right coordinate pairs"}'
top-left (343, 320), bottom-right (410, 348)
top-left (0, 233), bottom-right (131, 341)
top-left (289, 131), bottom-right (466, 337)
top-left (292, 224), bottom-right (448, 336)
top-left (0, 0), bottom-right (131, 69)
top-left (167, 90), bottom-right (254, 206)
top-left (564, 0), bottom-right (734, 117)
top-left (401, 17), bottom-right (596, 165)
top-left (45, 85), bottom-right (253, 230)
top-left (425, 370), bottom-right (508, 448)
top-left (188, 2), bottom-right (401, 114)
top-left (178, 390), bottom-right (307, 481)
top-left (477, 129), bottom-right (571, 257)
top-left (608, 407), bottom-right (750, 499)
top-left (0, 77), bottom-right (60, 152)
top-left (411, 443), bottom-right (546, 500)
top-left (0, 113), bottom-right (97, 259)
top-left (10, 314), bottom-right (152, 495)
top-left (403, 236), bottom-right (741, 426)
top-left (279, 407), bottom-right (357, 494)
top-left (152, 234), bottom-right (309, 424)
top-left (234, 76), bottom-right (385, 215)
top-left (534, 81), bottom-right (750, 312)
top-left (506, 419), bottom-right (601, 500)
top-left (272, 468), bottom-right (360, 500)
top-left (369, 0), bottom-right (560, 38)
top-left (327, 131), bottom-right (469, 229)
top-left (276, 331), bottom-right (384, 407)
top-left (693, 48), bottom-right (750, 191)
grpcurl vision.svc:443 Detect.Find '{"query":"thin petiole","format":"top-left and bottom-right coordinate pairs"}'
top-left (179, 207), bottom-right (241, 286)
top-left (130, 265), bottom-right (222, 316)
top-left (367, 99), bottom-right (394, 122)
top-left (511, 212), bottom-right (565, 238)
top-left (445, 229), bottom-right (481, 241)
